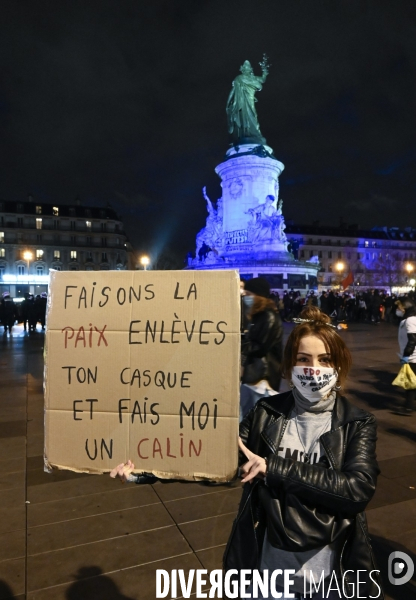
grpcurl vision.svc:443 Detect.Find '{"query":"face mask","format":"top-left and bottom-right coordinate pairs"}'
top-left (243, 296), bottom-right (254, 308)
top-left (396, 310), bottom-right (404, 317)
top-left (291, 366), bottom-right (338, 403)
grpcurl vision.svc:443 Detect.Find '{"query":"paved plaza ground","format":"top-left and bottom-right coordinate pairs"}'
top-left (0, 321), bottom-right (415, 599)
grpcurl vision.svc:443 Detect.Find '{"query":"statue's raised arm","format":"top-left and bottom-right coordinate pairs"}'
top-left (226, 54), bottom-right (270, 144)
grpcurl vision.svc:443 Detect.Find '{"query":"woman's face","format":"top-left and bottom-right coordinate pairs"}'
top-left (295, 335), bottom-right (332, 369)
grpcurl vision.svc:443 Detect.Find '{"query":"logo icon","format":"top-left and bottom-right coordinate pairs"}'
top-left (388, 551), bottom-right (414, 585)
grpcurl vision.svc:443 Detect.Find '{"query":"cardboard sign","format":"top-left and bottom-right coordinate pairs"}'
top-left (44, 269), bottom-right (240, 481)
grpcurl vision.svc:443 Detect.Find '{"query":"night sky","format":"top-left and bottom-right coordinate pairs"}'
top-left (1, 1), bottom-right (416, 265)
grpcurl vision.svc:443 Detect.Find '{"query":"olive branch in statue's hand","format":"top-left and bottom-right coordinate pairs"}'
top-left (259, 53), bottom-right (270, 72)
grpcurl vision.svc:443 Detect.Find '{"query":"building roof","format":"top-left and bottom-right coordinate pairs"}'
top-left (0, 199), bottom-right (120, 221)
top-left (285, 224), bottom-right (416, 241)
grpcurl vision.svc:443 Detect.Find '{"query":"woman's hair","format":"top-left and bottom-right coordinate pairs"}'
top-left (250, 295), bottom-right (277, 316)
top-left (282, 305), bottom-right (352, 387)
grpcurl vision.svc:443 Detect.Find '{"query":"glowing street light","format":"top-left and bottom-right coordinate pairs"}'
top-left (140, 255), bottom-right (150, 271)
top-left (335, 261), bottom-right (345, 273)
top-left (406, 262), bottom-right (414, 274)
top-left (23, 250), bottom-right (33, 279)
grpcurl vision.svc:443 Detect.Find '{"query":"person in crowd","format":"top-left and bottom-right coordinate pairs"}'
top-left (223, 305), bottom-right (383, 600)
top-left (307, 290), bottom-right (318, 307)
top-left (326, 290), bottom-right (336, 317)
top-left (370, 289), bottom-right (381, 324)
top-left (20, 293), bottom-right (31, 332)
top-left (38, 292), bottom-right (47, 330)
top-left (319, 291), bottom-right (329, 315)
top-left (397, 298), bottom-right (416, 414)
top-left (240, 277), bottom-right (283, 394)
top-left (27, 294), bottom-right (38, 332)
top-left (0, 291), bottom-right (18, 335)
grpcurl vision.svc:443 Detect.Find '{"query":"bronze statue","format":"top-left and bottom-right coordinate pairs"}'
top-left (226, 55), bottom-right (270, 144)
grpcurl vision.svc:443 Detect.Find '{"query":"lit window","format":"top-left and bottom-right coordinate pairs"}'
top-left (17, 265), bottom-right (25, 275)
top-left (0, 248), bottom-right (4, 257)
top-left (52, 206), bottom-right (59, 216)
top-left (0, 232), bottom-right (4, 243)
top-left (36, 249), bottom-right (44, 259)
top-left (71, 250), bottom-right (77, 260)
top-left (86, 221), bottom-right (91, 229)
top-left (53, 250), bottom-right (60, 259)
top-left (364, 241), bottom-right (369, 247)
top-left (372, 241), bottom-right (377, 248)
top-left (36, 205), bottom-right (42, 214)
top-left (36, 266), bottom-right (43, 276)
top-left (36, 218), bottom-right (42, 230)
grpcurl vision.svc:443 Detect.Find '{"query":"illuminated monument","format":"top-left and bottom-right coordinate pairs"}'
top-left (188, 56), bottom-right (319, 291)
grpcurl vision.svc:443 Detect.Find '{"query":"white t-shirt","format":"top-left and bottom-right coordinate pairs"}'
top-left (398, 316), bottom-right (416, 363)
top-left (260, 409), bottom-right (336, 593)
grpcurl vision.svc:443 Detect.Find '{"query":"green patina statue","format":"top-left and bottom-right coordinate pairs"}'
top-left (226, 54), bottom-right (270, 144)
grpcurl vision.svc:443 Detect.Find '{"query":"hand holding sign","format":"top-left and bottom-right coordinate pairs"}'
top-left (238, 437), bottom-right (267, 484)
top-left (110, 459), bottom-right (136, 483)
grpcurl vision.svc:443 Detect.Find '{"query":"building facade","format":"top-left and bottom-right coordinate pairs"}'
top-left (0, 198), bottom-right (134, 297)
top-left (286, 223), bottom-right (416, 292)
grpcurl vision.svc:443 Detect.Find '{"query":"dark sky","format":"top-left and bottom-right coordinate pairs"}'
top-left (1, 1), bottom-right (416, 263)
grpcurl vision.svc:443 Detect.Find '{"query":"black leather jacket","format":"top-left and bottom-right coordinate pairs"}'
top-left (241, 308), bottom-right (283, 391)
top-left (224, 391), bottom-right (384, 599)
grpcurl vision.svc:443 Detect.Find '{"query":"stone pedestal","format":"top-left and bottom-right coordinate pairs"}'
top-left (188, 143), bottom-right (319, 292)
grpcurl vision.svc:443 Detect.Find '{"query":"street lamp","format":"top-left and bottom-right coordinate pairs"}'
top-left (140, 255), bottom-right (150, 271)
top-left (406, 262), bottom-right (413, 275)
top-left (335, 261), bottom-right (344, 288)
top-left (23, 251), bottom-right (33, 281)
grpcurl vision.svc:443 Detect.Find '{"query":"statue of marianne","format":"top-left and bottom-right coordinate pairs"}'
top-left (226, 55), bottom-right (269, 144)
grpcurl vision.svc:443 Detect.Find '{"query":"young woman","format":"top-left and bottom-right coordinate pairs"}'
top-left (224, 305), bottom-right (383, 600)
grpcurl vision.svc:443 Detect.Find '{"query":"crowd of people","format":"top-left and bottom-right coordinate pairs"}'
top-left (270, 288), bottom-right (411, 325)
top-left (0, 291), bottom-right (47, 335)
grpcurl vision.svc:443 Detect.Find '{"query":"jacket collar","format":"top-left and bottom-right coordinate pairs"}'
top-left (259, 390), bottom-right (371, 429)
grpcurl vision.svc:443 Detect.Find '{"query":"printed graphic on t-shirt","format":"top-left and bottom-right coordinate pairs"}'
top-left (277, 444), bottom-right (323, 464)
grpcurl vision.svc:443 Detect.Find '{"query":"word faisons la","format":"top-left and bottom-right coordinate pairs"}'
top-left (61, 281), bottom-right (227, 348)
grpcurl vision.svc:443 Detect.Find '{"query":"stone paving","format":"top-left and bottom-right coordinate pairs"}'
top-left (0, 322), bottom-right (415, 599)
